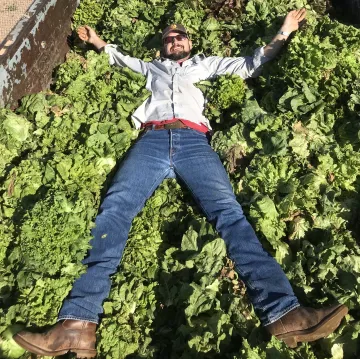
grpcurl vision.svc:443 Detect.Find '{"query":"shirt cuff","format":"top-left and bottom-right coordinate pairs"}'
top-left (253, 46), bottom-right (271, 70)
top-left (103, 44), bottom-right (119, 65)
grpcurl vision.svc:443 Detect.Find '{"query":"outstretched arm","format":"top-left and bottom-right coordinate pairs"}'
top-left (263, 8), bottom-right (307, 59)
top-left (206, 8), bottom-right (307, 79)
top-left (76, 25), bottom-right (148, 75)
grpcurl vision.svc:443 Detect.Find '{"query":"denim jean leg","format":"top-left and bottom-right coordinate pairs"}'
top-left (58, 131), bottom-right (172, 323)
top-left (172, 129), bottom-right (299, 325)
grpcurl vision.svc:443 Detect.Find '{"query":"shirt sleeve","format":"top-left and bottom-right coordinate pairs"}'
top-left (104, 44), bottom-right (149, 75)
top-left (206, 46), bottom-right (271, 79)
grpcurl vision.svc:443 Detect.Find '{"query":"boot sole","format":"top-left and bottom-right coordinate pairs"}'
top-left (13, 334), bottom-right (97, 358)
top-left (276, 304), bottom-right (348, 348)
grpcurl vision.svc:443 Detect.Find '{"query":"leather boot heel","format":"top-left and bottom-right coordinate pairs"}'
top-left (74, 348), bottom-right (97, 358)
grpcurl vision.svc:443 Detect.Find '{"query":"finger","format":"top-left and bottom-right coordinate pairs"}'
top-left (84, 25), bottom-right (93, 31)
top-left (77, 32), bottom-right (87, 40)
top-left (298, 8), bottom-right (307, 20)
top-left (298, 13), bottom-right (306, 22)
top-left (294, 10), bottom-right (303, 19)
top-left (295, 8), bottom-right (306, 20)
top-left (294, 10), bottom-right (302, 19)
top-left (77, 31), bottom-right (88, 41)
top-left (77, 28), bottom-right (87, 36)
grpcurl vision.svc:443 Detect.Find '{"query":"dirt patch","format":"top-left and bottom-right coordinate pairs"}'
top-left (0, 0), bottom-right (34, 45)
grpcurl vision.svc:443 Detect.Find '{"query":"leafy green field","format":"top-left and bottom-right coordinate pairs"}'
top-left (1, 0), bottom-right (359, 358)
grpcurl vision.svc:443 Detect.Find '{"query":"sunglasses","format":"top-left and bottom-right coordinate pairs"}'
top-left (163, 34), bottom-right (188, 44)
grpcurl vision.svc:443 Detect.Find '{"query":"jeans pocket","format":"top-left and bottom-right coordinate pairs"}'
top-left (138, 129), bottom-right (151, 139)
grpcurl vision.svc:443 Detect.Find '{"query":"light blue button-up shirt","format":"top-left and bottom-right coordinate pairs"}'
top-left (104, 44), bottom-right (271, 129)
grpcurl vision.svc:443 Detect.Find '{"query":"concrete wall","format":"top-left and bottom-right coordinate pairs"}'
top-left (0, 0), bottom-right (79, 108)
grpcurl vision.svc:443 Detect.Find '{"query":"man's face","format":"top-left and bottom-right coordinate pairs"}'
top-left (162, 31), bottom-right (193, 61)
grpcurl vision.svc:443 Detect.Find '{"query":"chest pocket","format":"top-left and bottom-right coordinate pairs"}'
top-left (182, 63), bottom-right (209, 83)
top-left (147, 68), bottom-right (172, 92)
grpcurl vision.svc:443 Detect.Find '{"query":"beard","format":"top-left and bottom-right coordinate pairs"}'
top-left (164, 47), bottom-right (191, 61)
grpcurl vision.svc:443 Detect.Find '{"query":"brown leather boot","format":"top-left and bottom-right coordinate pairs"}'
top-left (13, 319), bottom-right (97, 358)
top-left (266, 304), bottom-right (348, 348)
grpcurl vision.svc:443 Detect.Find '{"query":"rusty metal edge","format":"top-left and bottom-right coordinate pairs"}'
top-left (0, 0), bottom-right (79, 108)
top-left (0, 0), bottom-right (53, 63)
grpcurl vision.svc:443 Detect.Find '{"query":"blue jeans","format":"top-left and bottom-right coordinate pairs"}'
top-left (58, 129), bottom-right (299, 326)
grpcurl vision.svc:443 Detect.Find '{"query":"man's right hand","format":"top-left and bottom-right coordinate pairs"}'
top-left (77, 25), bottom-right (108, 51)
top-left (77, 25), bottom-right (99, 44)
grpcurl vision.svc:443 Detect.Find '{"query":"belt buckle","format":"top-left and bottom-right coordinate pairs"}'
top-left (164, 122), bottom-right (177, 129)
top-left (166, 121), bottom-right (184, 129)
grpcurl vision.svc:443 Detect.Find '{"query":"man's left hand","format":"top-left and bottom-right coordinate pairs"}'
top-left (281, 8), bottom-right (307, 34)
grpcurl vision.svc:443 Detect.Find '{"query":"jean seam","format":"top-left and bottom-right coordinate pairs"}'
top-left (131, 133), bottom-right (171, 215)
top-left (57, 315), bottom-right (98, 324)
top-left (133, 168), bottom-right (170, 215)
top-left (174, 168), bottom-right (212, 220)
top-left (233, 262), bottom-right (257, 292)
top-left (263, 302), bottom-right (300, 326)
